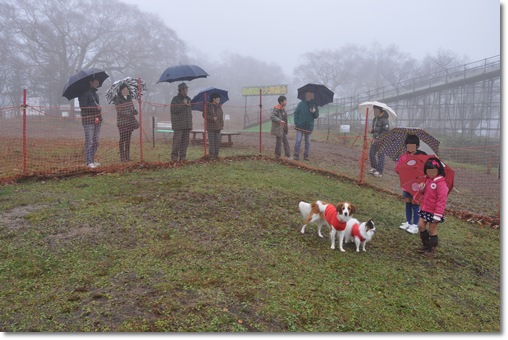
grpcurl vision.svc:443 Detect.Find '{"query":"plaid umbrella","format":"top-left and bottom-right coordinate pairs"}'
top-left (377, 127), bottom-right (440, 162)
top-left (105, 77), bottom-right (147, 104)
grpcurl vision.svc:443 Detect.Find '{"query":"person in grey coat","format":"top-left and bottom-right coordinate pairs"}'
top-left (368, 105), bottom-right (390, 177)
top-left (170, 82), bottom-right (193, 162)
top-left (204, 93), bottom-right (224, 159)
top-left (270, 95), bottom-right (290, 159)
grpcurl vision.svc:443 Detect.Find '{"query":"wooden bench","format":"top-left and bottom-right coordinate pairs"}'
top-left (156, 121), bottom-right (173, 140)
top-left (190, 129), bottom-right (241, 147)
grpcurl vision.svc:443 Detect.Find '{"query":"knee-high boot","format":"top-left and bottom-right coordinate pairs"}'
top-left (417, 230), bottom-right (430, 253)
top-left (423, 235), bottom-right (438, 258)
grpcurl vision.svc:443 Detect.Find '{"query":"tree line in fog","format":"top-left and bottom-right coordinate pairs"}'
top-left (0, 0), bottom-right (472, 110)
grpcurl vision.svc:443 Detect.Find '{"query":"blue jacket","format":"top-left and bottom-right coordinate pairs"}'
top-left (294, 100), bottom-right (319, 132)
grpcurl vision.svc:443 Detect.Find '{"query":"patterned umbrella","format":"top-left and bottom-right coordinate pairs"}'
top-left (105, 77), bottom-right (147, 104)
top-left (377, 127), bottom-right (440, 162)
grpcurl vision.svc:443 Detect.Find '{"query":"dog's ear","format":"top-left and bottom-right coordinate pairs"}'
top-left (367, 219), bottom-right (374, 228)
top-left (335, 203), bottom-right (343, 212)
top-left (350, 204), bottom-right (357, 214)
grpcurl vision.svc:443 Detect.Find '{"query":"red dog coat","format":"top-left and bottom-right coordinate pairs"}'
top-left (325, 204), bottom-right (347, 231)
top-left (351, 223), bottom-right (365, 242)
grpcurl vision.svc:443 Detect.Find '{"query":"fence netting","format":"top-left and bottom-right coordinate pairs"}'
top-left (0, 98), bottom-right (500, 224)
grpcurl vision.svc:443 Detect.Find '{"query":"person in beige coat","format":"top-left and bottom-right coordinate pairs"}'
top-left (270, 95), bottom-right (290, 159)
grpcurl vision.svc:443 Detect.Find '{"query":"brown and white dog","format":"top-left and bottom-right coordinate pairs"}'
top-left (344, 218), bottom-right (376, 252)
top-left (299, 200), bottom-right (356, 251)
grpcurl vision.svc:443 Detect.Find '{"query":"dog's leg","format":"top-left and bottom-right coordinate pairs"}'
top-left (355, 238), bottom-right (361, 252)
top-left (300, 223), bottom-right (307, 234)
top-left (330, 229), bottom-right (336, 249)
top-left (362, 241), bottom-right (367, 252)
top-left (318, 221), bottom-right (325, 238)
top-left (338, 231), bottom-right (346, 252)
top-left (301, 214), bottom-right (320, 234)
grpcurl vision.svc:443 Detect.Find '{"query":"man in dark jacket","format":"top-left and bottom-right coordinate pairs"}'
top-left (170, 82), bottom-right (193, 162)
top-left (293, 91), bottom-right (319, 161)
top-left (205, 92), bottom-right (224, 159)
top-left (78, 78), bottom-right (102, 168)
top-left (368, 105), bottom-right (390, 177)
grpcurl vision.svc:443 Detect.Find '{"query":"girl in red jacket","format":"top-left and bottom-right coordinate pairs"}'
top-left (417, 157), bottom-right (449, 258)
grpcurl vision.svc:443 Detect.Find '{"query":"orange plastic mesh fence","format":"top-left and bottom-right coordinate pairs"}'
top-left (0, 102), bottom-right (500, 222)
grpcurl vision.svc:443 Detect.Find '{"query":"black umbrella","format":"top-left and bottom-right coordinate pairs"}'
top-left (62, 68), bottom-right (109, 100)
top-left (297, 83), bottom-right (334, 106)
top-left (157, 64), bottom-right (209, 83)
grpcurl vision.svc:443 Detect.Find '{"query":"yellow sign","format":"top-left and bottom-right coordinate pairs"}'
top-left (242, 85), bottom-right (288, 96)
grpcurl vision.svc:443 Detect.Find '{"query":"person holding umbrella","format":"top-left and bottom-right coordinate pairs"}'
top-left (368, 105), bottom-right (390, 177)
top-left (293, 91), bottom-right (319, 161)
top-left (78, 78), bottom-right (102, 168)
top-left (114, 84), bottom-right (139, 162)
top-left (395, 134), bottom-right (427, 234)
top-left (205, 92), bottom-right (224, 159)
top-left (270, 95), bottom-right (291, 159)
top-left (170, 82), bottom-right (193, 162)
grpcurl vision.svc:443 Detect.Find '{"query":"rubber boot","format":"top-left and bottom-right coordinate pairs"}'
top-left (423, 235), bottom-right (438, 258)
top-left (417, 230), bottom-right (430, 253)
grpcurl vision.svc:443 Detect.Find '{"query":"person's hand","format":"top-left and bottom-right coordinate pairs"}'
top-left (280, 121), bottom-right (286, 125)
top-left (310, 107), bottom-right (316, 113)
top-left (433, 215), bottom-right (441, 222)
top-left (419, 182), bottom-right (425, 190)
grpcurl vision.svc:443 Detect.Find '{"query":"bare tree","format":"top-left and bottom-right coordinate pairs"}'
top-left (0, 0), bottom-right (187, 109)
top-left (294, 44), bottom-right (366, 98)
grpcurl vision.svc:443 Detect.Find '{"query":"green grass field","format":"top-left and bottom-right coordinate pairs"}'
top-left (0, 159), bottom-right (500, 332)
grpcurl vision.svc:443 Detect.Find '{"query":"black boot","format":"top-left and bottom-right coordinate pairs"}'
top-left (417, 230), bottom-right (430, 253)
top-left (423, 235), bottom-right (438, 258)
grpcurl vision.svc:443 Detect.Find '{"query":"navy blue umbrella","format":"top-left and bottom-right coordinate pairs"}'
top-left (157, 64), bottom-right (209, 83)
top-left (297, 83), bottom-right (334, 107)
top-left (191, 87), bottom-right (229, 112)
top-left (62, 68), bottom-right (109, 100)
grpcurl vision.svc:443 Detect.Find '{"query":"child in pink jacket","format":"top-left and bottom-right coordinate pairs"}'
top-left (417, 157), bottom-right (449, 258)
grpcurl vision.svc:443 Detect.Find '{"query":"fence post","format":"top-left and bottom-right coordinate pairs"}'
top-left (203, 92), bottom-right (207, 157)
top-left (152, 116), bottom-right (155, 148)
top-left (359, 107), bottom-right (369, 184)
top-left (259, 89), bottom-right (262, 155)
top-left (22, 89), bottom-right (27, 175)
top-left (138, 77), bottom-right (143, 162)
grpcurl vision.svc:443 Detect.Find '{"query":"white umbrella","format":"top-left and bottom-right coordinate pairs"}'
top-left (358, 101), bottom-right (397, 127)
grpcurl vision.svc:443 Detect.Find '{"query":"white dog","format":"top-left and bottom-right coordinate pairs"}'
top-left (344, 218), bottom-right (376, 252)
top-left (299, 200), bottom-right (355, 251)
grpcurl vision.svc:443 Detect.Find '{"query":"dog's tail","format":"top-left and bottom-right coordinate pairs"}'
top-left (298, 201), bottom-right (311, 219)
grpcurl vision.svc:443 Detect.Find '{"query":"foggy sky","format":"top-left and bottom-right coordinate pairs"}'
top-left (121, 0), bottom-right (500, 75)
